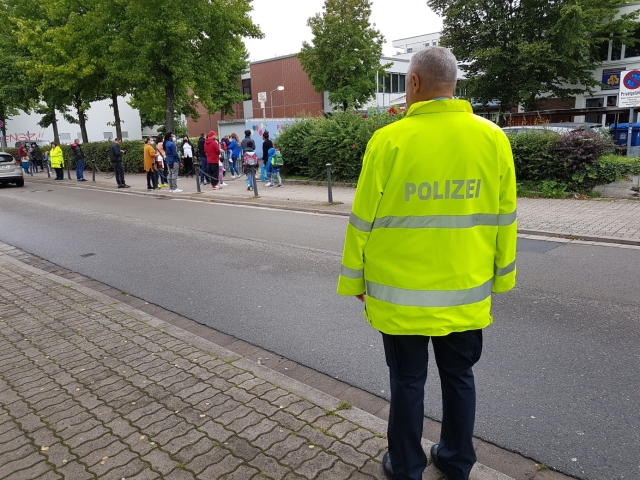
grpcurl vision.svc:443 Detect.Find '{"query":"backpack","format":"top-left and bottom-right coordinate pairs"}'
top-left (243, 149), bottom-right (258, 167)
top-left (271, 150), bottom-right (283, 168)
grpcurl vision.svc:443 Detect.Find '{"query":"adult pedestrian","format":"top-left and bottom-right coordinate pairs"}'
top-left (70, 139), bottom-right (87, 181)
top-left (30, 143), bottom-right (44, 173)
top-left (228, 133), bottom-right (242, 182)
top-left (197, 133), bottom-right (208, 185)
top-left (143, 137), bottom-right (158, 190)
top-left (337, 47), bottom-right (517, 480)
top-left (262, 131), bottom-right (273, 185)
top-left (164, 132), bottom-right (182, 193)
top-left (180, 136), bottom-right (195, 178)
top-left (109, 138), bottom-right (129, 188)
top-left (204, 131), bottom-right (221, 189)
top-left (155, 135), bottom-right (168, 187)
top-left (49, 141), bottom-right (65, 180)
top-left (222, 135), bottom-right (238, 178)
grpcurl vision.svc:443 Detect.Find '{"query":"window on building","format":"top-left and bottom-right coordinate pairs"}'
top-left (77, 133), bottom-right (82, 140)
top-left (122, 131), bottom-right (129, 139)
top-left (59, 133), bottom-right (71, 141)
top-left (399, 74), bottom-right (406, 94)
top-left (611, 40), bottom-right (622, 61)
top-left (103, 132), bottom-right (114, 140)
top-left (407, 48), bottom-right (413, 53)
top-left (391, 73), bottom-right (399, 94)
top-left (598, 41), bottom-right (610, 61)
top-left (624, 29), bottom-right (640, 58)
top-left (607, 95), bottom-right (618, 107)
top-left (242, 79), bottom-right (252, 99)
top-left (432, 41), bottom-right (437, 46)
top-left (586, 97), bottom-right (604, 124)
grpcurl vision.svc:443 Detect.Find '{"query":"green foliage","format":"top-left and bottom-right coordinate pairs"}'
top-left (428, 0), bottom-right (640, 113)
top-left (277, 110), bottom-right (400, 182)
top-left (298, 0), bottom-right (389, 111)
top-left (507, 130), bottom-right (563, 181)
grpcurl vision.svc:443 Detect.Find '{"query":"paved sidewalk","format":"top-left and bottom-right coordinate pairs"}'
top-left (23, 171), bottom-right (640, 244)
top-left (0, 244), bottom-right (515, 480)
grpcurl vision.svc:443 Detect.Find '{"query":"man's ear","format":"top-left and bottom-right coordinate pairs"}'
top-left (411, 73), bottom-right (421, 94)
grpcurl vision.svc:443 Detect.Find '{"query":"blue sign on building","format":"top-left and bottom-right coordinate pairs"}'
top-left (602, 68), bottom-right (625, 90)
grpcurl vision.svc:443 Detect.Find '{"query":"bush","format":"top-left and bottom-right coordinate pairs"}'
top-left (507, 130), bottom-right (564, 182)
top-left (551, 130), bottom-right (615, 191)
top-left (596, 155), bottom-right (640, 183)
top-left (276, 109), bottom-right (401, 182)
top-left (6, 141), bottom-right (146, 173)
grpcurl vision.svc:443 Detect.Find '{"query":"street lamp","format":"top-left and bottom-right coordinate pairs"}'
top-left (270, 86), bottom-right (284, 118)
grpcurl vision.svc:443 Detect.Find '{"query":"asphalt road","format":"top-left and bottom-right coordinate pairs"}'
top-left (1, 183), bottom-right (639, 480)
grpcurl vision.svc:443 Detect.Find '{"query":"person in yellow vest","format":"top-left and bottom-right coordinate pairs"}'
top-left (337, 47), bottom-right (517, 480)
top-left (49, 141), bottom-right (65, 180)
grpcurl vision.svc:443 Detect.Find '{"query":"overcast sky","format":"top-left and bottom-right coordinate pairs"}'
top-left (243, 0), bottom-right (443, 62)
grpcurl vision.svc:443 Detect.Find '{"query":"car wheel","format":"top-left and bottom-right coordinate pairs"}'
top-left (15, 179), bottom-right (24, 187)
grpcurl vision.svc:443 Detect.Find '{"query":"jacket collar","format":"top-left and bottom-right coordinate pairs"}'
top-left (406, 99), bottom-right (473, 117)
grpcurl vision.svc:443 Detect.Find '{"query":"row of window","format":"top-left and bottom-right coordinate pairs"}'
top-left (378, 73), bottom-right (407, 94)
top-left (599, 30), bottom-right (640, 61)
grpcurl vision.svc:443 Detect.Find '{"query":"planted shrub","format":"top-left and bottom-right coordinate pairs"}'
top-left (551, 130), bottom-right (615, 191)
top-left (507, 130), bottom-right (564, 182)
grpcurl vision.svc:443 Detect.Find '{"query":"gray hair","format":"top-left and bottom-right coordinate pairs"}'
top-left (408, 47), bottom-right (458, 89)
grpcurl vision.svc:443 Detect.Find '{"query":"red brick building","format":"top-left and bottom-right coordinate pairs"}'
top-left (187, 55), bottom-right (326, 137)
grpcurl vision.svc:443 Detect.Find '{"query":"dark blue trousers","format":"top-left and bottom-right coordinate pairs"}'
top-left (382, 329), bottom-right (483, 480)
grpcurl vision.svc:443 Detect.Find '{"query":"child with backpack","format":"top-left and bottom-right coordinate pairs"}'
top-left (266, 148), bottom-right (283, 188)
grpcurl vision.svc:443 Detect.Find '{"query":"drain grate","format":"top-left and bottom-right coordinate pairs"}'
top-left (79, 253), bottom-right (96, 258)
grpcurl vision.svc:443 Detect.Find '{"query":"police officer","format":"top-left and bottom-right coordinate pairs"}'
top-left (337, 47), bottom-right (517, 480)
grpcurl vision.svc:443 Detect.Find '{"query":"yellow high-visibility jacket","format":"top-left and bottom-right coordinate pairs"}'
top-left (337, 99), bottom-right (517, 336)
top-left (50, 146), bottom-right (64, 168)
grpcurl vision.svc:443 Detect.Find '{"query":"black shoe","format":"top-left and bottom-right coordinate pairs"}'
top-left (117, 184), bottom-right (123, 188)
top-left (79, 178), bottom-right (87, 182)
top-left (147, 187), bottom-right (153, 190)
top-left (382, 452), bottom-right (393, 479)
top-left (121, 184), bottom-right (131, 188)
top-left (430, 444), bottom-right (445, 476)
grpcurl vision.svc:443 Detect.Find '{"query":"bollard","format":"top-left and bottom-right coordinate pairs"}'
top-left (195, 162), bottom-right (201, 193)
top-left (252, 165), bottom-right (259, 197)
top-left (326, 163), bottom-right (333, 204)
top-left (46, 160), bottom-right (51, 178)
top-left (91, 159), bottom-right (96, 182)
top-left (66, 158), bottom-right (71, 180)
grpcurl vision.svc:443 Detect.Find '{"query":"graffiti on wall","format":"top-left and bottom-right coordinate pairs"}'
top-left (7, 132), bottom-right (46, 144)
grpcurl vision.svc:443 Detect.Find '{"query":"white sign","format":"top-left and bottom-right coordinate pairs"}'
top-left (259, 102), bottom-right (266, 109)
top-left (618, 70), bottom-right (640, 108)
top-left (257, 92), bottom-right (267, 103)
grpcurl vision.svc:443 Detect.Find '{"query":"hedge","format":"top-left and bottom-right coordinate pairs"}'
top-left (6, 141), bottom-right (147, 173)
top-left (277, 109), bottom-right (402, 182)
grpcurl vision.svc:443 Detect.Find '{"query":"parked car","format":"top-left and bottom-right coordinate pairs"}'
top-left (502, 122), bottom-right (601, 134)
top-left (0, 152), bottom-right (24, 187)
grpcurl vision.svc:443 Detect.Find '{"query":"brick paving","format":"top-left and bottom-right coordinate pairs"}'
top-left (24, 172), bottom-right (640, 244)
top-left (0, 243), bottom-right (514, 479)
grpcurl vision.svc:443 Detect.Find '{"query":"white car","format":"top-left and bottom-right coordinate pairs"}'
top-left (0, 152), bottom-right (24, 187)
top-left (502, 122), bottom-right (601, 135)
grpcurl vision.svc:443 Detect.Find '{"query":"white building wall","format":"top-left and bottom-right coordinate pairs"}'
top-left (5, 95), bottom-right (142, 146)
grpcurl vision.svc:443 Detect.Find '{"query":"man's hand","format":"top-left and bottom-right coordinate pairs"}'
top-left (356, 294), bottom-right (366, 302)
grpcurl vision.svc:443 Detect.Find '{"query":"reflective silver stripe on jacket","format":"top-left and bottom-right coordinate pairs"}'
top-left (495, 261), bottom-right (516, 277)
top-left (372, 210), bottom-right (517, 230)
top-left (341, 265), bottom-right (364, 279)
top-left (366, 278), bottom-right (493, 307)
top-left (349, 212), bottom-right (373, 232)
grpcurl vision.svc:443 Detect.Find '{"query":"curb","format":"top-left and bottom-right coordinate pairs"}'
top-left (22, 176), bottom-right (640, 247)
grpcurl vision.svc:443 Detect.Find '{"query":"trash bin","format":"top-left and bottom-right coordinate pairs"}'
top-left (21, 160), bottom-right (30, 174)
top-left (610, 123), bottom-right (640, 156)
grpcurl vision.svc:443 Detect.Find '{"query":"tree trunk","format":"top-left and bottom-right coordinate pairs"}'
top-left (76, 97), bottom-right (89, 143)
top-left (342, 100), bottom-right (348, 112)
top-left (0, 105), bottom-right (6, 149)
top-left (51, 110), bottom-right (60, 144)
top-left (165, 83), bottom-right (175, 134)
top-left (111, 91), bottom-right (122, 140)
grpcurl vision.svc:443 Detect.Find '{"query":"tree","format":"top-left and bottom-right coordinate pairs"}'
top-left (112, 0), bottom-right (262, 134)
top-left (298, 0), bottom-right (389, 111)
top-left (428, 0), bottom-right (640, 119)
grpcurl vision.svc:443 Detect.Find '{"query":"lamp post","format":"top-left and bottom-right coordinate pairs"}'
top-left (270, 86), bottom-right (284, 118)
